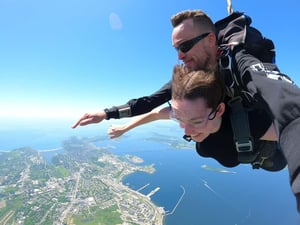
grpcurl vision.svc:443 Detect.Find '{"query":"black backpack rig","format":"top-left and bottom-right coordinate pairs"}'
top-left (215, 11), bottom-right (291, 171)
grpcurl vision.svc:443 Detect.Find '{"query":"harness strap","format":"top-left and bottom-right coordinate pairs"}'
top-left (228, 96), bottom-right (258, 163)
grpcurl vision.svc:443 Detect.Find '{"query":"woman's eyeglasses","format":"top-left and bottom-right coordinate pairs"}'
top-left (170, 104), bottom-right (220, 129)
top-left (175, 33), bottom-right (210, 53)
top-left (179, 106), bottom-right (220, 142)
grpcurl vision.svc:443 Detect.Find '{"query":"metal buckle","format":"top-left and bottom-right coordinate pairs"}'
top-left (235, 140), bottom-right (253, 153)
top-left (252, 156), bottom-right (268, 169)
top-left (183, 135), bottom-right (192, 142)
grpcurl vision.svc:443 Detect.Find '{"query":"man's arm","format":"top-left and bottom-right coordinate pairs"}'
top-left (105, 81), bottom-right (171, 119)
top-left (72, 81), bottom-right (171, 128)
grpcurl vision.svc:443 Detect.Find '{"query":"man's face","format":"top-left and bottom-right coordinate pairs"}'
top-left (171, 98), bottom-right (223, 142)
top-left (172, 19), bottom-right (216, 70)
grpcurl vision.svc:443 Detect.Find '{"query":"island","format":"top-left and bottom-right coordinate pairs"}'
top-left (0, 136), bottom-right (165, 225)
top-left (200, 164), bottom-right (237, 174)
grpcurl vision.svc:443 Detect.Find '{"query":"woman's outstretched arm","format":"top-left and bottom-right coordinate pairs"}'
top-left (108, 106), bottom-right (170, 139)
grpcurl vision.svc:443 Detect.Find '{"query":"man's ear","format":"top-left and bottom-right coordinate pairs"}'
top-left (207, 32), bottom-right (216, 47)
top-left (216, 102), bottom-right (225, 117)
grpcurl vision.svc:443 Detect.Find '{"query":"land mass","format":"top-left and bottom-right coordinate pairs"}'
top-left (200, 164), bottom-right (237, 174)
top-left (0, 136), bottom-right (164, 225)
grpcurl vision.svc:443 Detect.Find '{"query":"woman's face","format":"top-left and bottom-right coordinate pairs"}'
top-left (171, 97), bottom-right (225, 142)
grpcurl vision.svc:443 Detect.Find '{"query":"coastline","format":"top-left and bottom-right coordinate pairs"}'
top-left (124, 183), bottom-right (165, 225)
top-left (118, 158), bottom-right (165, 225)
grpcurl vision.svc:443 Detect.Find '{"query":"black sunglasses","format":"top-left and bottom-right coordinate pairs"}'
top-left (175, 32), bottom-right (210, 53)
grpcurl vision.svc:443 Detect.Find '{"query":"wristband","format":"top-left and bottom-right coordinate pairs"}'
top-left (104, 107), bottom-right (119, 120)
top-left (104, 108), bottom-right (110, 120)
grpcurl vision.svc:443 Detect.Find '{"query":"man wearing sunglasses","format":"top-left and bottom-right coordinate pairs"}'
top-left (72, 10), bottom-right (218, 127)
top-left (72, 10), bottom-right (300, 212)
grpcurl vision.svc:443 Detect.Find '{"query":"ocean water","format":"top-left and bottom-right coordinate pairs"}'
top-left (113, 131), bottom-right (300, 225)
top-left (1, 119), bottom-right (300, 225)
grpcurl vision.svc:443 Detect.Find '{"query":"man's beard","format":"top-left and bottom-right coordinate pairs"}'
top-left (196, 55), bottom-right (210, 71)
top-left (196, 49), bottom-right (217, 71)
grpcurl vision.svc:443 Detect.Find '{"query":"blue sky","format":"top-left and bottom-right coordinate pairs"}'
top-left (1, 0), bottom-right (299, 120)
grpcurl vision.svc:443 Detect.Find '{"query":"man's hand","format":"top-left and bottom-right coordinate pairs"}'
top-left (72, 111), bottom-right (106, 128)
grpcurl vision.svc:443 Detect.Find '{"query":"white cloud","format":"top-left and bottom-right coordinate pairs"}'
top-left (109, 12), bottom-right (123, 30)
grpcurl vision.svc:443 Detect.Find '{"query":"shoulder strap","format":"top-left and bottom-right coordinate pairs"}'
top-left (219, 48), bottom-right (258, 163)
